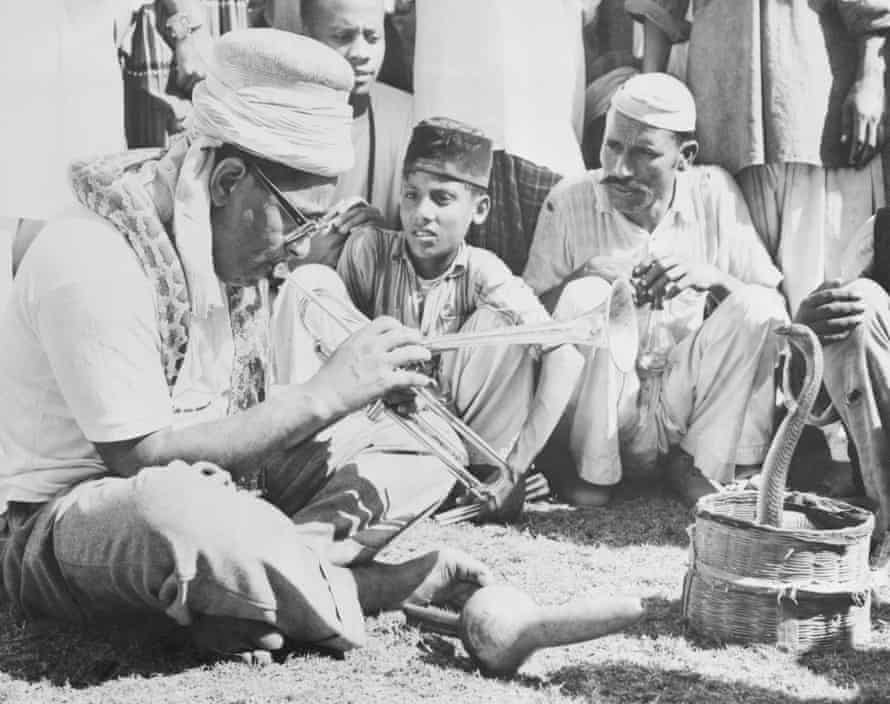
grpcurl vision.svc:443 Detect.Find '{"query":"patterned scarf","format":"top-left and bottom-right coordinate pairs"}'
top-left (68, 144), bottom-right (268, 413)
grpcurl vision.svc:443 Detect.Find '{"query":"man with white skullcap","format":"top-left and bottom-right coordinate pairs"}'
top-left (523, 72), bottom-right (788, 508)
top-left (0, 29), bottom-right (491, 662)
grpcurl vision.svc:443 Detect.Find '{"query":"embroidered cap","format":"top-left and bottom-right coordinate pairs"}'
top-left (403, 117), bottom-right (494, 189)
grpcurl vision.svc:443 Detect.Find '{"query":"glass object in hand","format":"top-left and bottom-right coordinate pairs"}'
top-left (637, 299), bottom-right (674, 375)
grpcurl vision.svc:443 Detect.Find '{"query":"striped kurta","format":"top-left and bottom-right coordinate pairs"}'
top-left (336, 226), bottom-right (550, 340)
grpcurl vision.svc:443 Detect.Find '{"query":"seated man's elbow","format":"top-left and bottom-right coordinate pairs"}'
top-left (93, 429), bottom-right (172, 478)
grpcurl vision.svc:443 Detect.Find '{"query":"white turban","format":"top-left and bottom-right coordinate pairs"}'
top-left (171, 29), bottom-right (355, 319)
top-left (610, 72), bottom-right (696, 133)
top-left (192, 29), bottom-right (355, 176)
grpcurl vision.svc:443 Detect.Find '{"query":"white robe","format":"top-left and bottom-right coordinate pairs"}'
top-left (0, 0), bottom-right (127, 221)
top-left (412, 0), bottom-right (586, 176)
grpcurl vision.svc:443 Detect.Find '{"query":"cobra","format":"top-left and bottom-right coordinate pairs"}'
top-left (755, 324), bottom-right (824, 527)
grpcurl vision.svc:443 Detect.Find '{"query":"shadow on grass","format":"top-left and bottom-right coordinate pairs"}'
top-left (799, 646), bottom-right (890, 704)
top-left (550, 661), bottom-right (848, 704)
top-left (794, 601), bottom-right (890, 702)
top-left (520, 478), bottom-right (692, 550)
top-left (413, 632), bottom-right (548, 690)
top-left (668, 600), bottom-right (890, 701)
top-left (0, 610), bottom-right (199, 688)
top-left (409, 612), bottom-right (858, 704)
top-left (0, 608), bottom-right (350, 690)
top-left (639, 595), bottom-right (686, 639)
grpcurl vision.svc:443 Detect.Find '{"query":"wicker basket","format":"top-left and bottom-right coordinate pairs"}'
top-left (682, 490), bottom-right (874, 653)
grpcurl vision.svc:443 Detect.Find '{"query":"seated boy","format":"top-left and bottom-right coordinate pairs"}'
top-left (273, 118), bottom-right (583, 521)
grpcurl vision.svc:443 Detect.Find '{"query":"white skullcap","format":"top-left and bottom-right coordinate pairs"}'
top-left (191, 29), bottom-right (355, 176)
top-left (609, 72), bottom-right (696, 133)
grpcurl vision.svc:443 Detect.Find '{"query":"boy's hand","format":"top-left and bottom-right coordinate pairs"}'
top-left (321, 198), bottom-right (385, 237)
top-left (332, 203), bottom-right (385, 234)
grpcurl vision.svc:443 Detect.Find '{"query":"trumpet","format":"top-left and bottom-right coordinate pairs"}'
top-left (289, 280), bottom-right (498, 500)
top-left (286, 276), bottom-right (638, 509)
top-left (421, 278), bottom-right (639, 372)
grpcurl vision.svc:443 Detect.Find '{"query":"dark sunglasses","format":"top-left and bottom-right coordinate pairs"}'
top-left (251, 162), bottom-right (321, 253)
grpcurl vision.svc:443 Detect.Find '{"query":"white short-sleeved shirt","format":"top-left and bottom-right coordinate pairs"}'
top-left (522, 165), bottom-right (783, 343)
top-left (0, 205), bottom-right (234, 513)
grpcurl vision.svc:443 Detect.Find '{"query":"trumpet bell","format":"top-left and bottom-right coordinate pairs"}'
top-left (420, 278), bottom-right (639, 372)
top-left (602, 277), bottom-right (639, 373)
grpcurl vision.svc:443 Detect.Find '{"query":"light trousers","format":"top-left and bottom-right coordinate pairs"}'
top-left (554, 277), bottom-right (787, 485)
top-left (817, 278), bottom-right (890, 548)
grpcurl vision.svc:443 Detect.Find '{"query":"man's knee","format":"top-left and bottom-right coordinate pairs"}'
top-left (554, 276), bottom-right (613, 321)
top-left (716, 285), bottom-right (787, 331)
top-left (846, 278), bottom-right (890, 324)
top-left (131, 463), bottom-right (277, 540)
top-left (48, 464), bottom-right (273, 621)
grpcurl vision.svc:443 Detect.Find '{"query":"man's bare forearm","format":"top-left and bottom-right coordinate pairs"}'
top-left (858, 34), bottom-right (887, 81)
top-left (642, 19), bottom-right (673, 73)
top-left (96, 377), bottom-right (347, 482)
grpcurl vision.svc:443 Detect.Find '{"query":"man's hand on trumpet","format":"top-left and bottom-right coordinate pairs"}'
top-left (305, 316), bottom-right (435, 419)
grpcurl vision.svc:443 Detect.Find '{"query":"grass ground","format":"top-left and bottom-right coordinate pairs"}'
top-left (2, 474), bottom-right (890, 704)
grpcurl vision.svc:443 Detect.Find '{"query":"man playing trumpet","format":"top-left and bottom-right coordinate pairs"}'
top-left (274, 117), bottom-right (584, 521)
top-left (0, 30), bottom-right (494, 664)
top-left (523, 73), bottom-right (789, 508)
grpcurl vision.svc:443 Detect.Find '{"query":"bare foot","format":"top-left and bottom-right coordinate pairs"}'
top-left (191, 615), bottom-right (285, 666)
top-left (404, 548), bottom-right (495, 611)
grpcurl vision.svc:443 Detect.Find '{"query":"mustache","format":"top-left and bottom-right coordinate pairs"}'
top-left (601, 176), bottom-right (643, 188)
